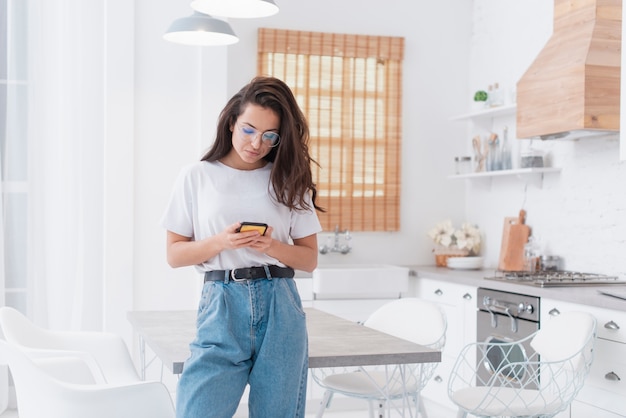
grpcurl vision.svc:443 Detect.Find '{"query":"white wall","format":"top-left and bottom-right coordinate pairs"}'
top-left (465, 0), bottom-right (626, 276)
top-left (128, 0), bottom-right (626, 324)
top-left (130, 0), bottom-right (473, 314)
top-left (224, 0), bottom-right (473, 269)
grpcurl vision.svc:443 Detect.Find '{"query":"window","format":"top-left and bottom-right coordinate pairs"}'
top-left (1, 0), bottom-right (29, 311)
top-left (258, 28), bottom-right (404, 232)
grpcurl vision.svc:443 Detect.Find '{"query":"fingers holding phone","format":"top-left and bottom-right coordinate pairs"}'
top-left (247, 225), bottom-right (273, 253)
top-left (233, 222), bottom-right (272, 252)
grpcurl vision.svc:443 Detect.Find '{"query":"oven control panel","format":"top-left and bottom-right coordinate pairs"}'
top-left (478, 287), bottom-right (540, 323)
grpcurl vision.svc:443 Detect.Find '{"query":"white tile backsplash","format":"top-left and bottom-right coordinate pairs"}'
top-left (467, 135), bottom-right (626, 276)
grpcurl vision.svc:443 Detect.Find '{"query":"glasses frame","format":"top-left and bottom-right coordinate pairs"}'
top-left (236, 122), bottom-right (280, 147)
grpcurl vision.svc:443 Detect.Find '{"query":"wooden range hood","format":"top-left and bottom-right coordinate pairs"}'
top-left (516, 0), bottom-right (621, 140)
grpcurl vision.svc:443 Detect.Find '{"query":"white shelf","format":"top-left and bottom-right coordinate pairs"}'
top-left (449, 167), bottom-right (561, 179)
top-left (450, 104), bottom-right (516, 121)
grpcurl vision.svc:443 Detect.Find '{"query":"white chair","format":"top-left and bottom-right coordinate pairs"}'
top-left (313, 298), bottom-right (447, 418)
top-left (0, 306), bottom-right (140, 384)
top-left (448, 311), bottom-right (596, 418)
top-left (0, 339), bottom-right (175, 418)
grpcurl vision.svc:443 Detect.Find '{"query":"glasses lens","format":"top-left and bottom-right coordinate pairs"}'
top-left (262, 132), bottom-right (280, 146)
top-left (240, 125), bottom-right (256, 137)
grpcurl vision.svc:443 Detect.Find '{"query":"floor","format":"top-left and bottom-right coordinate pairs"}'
top-left (2, 405), bottom-right (450, 417)
top-left (1, 391), bottom-right (456, 417)
top-left (0, 409), bottom-right (385, 418)
top-left (2, 404), bottom-right (455, 417)
top-left (1, 382), bottom-right (454, 417)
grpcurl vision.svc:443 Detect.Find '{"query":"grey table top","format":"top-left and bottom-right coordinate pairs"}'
top-left (127, 307), bottom-right (441, 374)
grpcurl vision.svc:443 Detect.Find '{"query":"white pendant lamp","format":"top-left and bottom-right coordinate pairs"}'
top-left (163, 11), bottom-right (239, 46)
top-left (190, 0), bottom-right (279, 19)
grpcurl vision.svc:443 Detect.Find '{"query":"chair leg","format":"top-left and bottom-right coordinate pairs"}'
top-left (418, 397), bottom-right (428, 418)
top-left (315, 390), bottom-right (333, 418)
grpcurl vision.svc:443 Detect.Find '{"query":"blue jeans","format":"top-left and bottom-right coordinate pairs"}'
top-left (176, 277), bottom-right (308, 418)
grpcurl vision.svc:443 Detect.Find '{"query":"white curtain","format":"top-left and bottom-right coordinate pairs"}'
top-left (2, 0), bottom-right (29, 313)
top-left (27, 0), bottom-right (106, 330)
top-left (0, 64), bottom-right (7, 416)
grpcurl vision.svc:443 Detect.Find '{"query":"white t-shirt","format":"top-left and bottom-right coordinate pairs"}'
top-left (161, 160), bottom-right (322, 273)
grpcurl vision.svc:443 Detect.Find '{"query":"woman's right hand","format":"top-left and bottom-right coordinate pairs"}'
top-left (166, 223), bottom-right (268, 268)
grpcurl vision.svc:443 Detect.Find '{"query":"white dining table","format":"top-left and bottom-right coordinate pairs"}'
top-left (127, 308), bottom-right (440, 375)
top-left (127, 307), bottom-right (441, 416)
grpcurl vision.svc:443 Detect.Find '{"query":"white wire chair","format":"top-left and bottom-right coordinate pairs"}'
top-left (448, 311), bottom-right (596, 418)
top-left (312, 298), bottom-right (447, 418)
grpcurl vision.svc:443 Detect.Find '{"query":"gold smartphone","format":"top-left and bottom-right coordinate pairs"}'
top-left (237, 222), bottom-right (268, 235)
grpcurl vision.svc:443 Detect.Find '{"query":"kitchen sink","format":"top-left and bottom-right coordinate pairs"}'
top-left (312, 264), bottom-right (409, 299)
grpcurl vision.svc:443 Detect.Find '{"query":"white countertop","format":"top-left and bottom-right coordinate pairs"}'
top-left (410, 265), bottom-right (626, 312)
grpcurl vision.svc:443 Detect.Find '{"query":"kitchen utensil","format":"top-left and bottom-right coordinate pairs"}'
top-left (498, 210), bottom-right (531, 271)
top-left (472, 135), bottom-right (485, 172)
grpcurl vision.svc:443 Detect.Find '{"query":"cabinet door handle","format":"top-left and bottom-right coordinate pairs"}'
top-left (605, 371), bottom-right (621, 381)
top-left (434, 289), bottom-right (443, 296)
top-left (434, 375), bottom-right (443, 383)
top-left (604, 320), bottom-right (620, 331)
top-left (463, 293), bottom-right (472, 300)
top-left (549, 308), bottom-right (561, 317)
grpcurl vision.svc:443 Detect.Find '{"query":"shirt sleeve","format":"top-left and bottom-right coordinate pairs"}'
top-left (160, 165), bottom-right (195, 238)
top-left (290, 192), bottom-right (323, 239)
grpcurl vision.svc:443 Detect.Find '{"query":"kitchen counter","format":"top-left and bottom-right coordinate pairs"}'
top-left (410, 265), bottom-right (626, 312)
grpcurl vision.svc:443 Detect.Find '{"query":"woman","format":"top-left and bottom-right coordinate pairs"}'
top-left (161, 76), bottom-right (323, 418)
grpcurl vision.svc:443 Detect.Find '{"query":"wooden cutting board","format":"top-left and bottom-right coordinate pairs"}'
top-left (498, 210), bottom-right (531, 271)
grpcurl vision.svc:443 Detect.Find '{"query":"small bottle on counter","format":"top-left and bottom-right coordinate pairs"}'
top-left (523, 237), bottom-right (540, 272)
top-left (487, 133), bottom-right (501, 171)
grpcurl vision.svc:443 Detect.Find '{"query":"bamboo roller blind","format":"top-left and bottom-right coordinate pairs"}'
top-left (258, 28), bottom-right (404, 232)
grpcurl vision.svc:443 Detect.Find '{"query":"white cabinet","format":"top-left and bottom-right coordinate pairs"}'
top-left (541, 298), bottom-right (626, 417)
top-left (294, 278), bottom-right (314, 301)
top-left (415, 277), bottom-right (477, 413)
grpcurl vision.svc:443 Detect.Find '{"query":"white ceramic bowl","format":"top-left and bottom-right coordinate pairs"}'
top-left (446, 256), bottom-right (483, 270)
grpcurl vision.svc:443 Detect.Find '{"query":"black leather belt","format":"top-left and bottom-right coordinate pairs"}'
top-left (204, 265), bottom-right (295, 283)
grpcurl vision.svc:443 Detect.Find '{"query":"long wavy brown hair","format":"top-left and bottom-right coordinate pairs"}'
top-left (201, 76), bottom-right (324, 213)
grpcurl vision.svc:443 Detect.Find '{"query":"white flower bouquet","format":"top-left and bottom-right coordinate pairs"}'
top-left (428, 220), bottom-right (481, 266)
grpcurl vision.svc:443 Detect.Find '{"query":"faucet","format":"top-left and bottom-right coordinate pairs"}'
top-left (319, 225), bottom-right (352, 255)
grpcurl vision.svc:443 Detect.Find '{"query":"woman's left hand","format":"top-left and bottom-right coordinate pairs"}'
top-left (247, 226), bottom-right (274, 253)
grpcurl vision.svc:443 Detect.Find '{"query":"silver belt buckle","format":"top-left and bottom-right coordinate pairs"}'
top-left (230, 269), bottom-right (247, 282)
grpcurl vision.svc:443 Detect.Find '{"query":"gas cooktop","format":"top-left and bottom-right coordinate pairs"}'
top-left (485, 270), bottom-right (626, 287)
